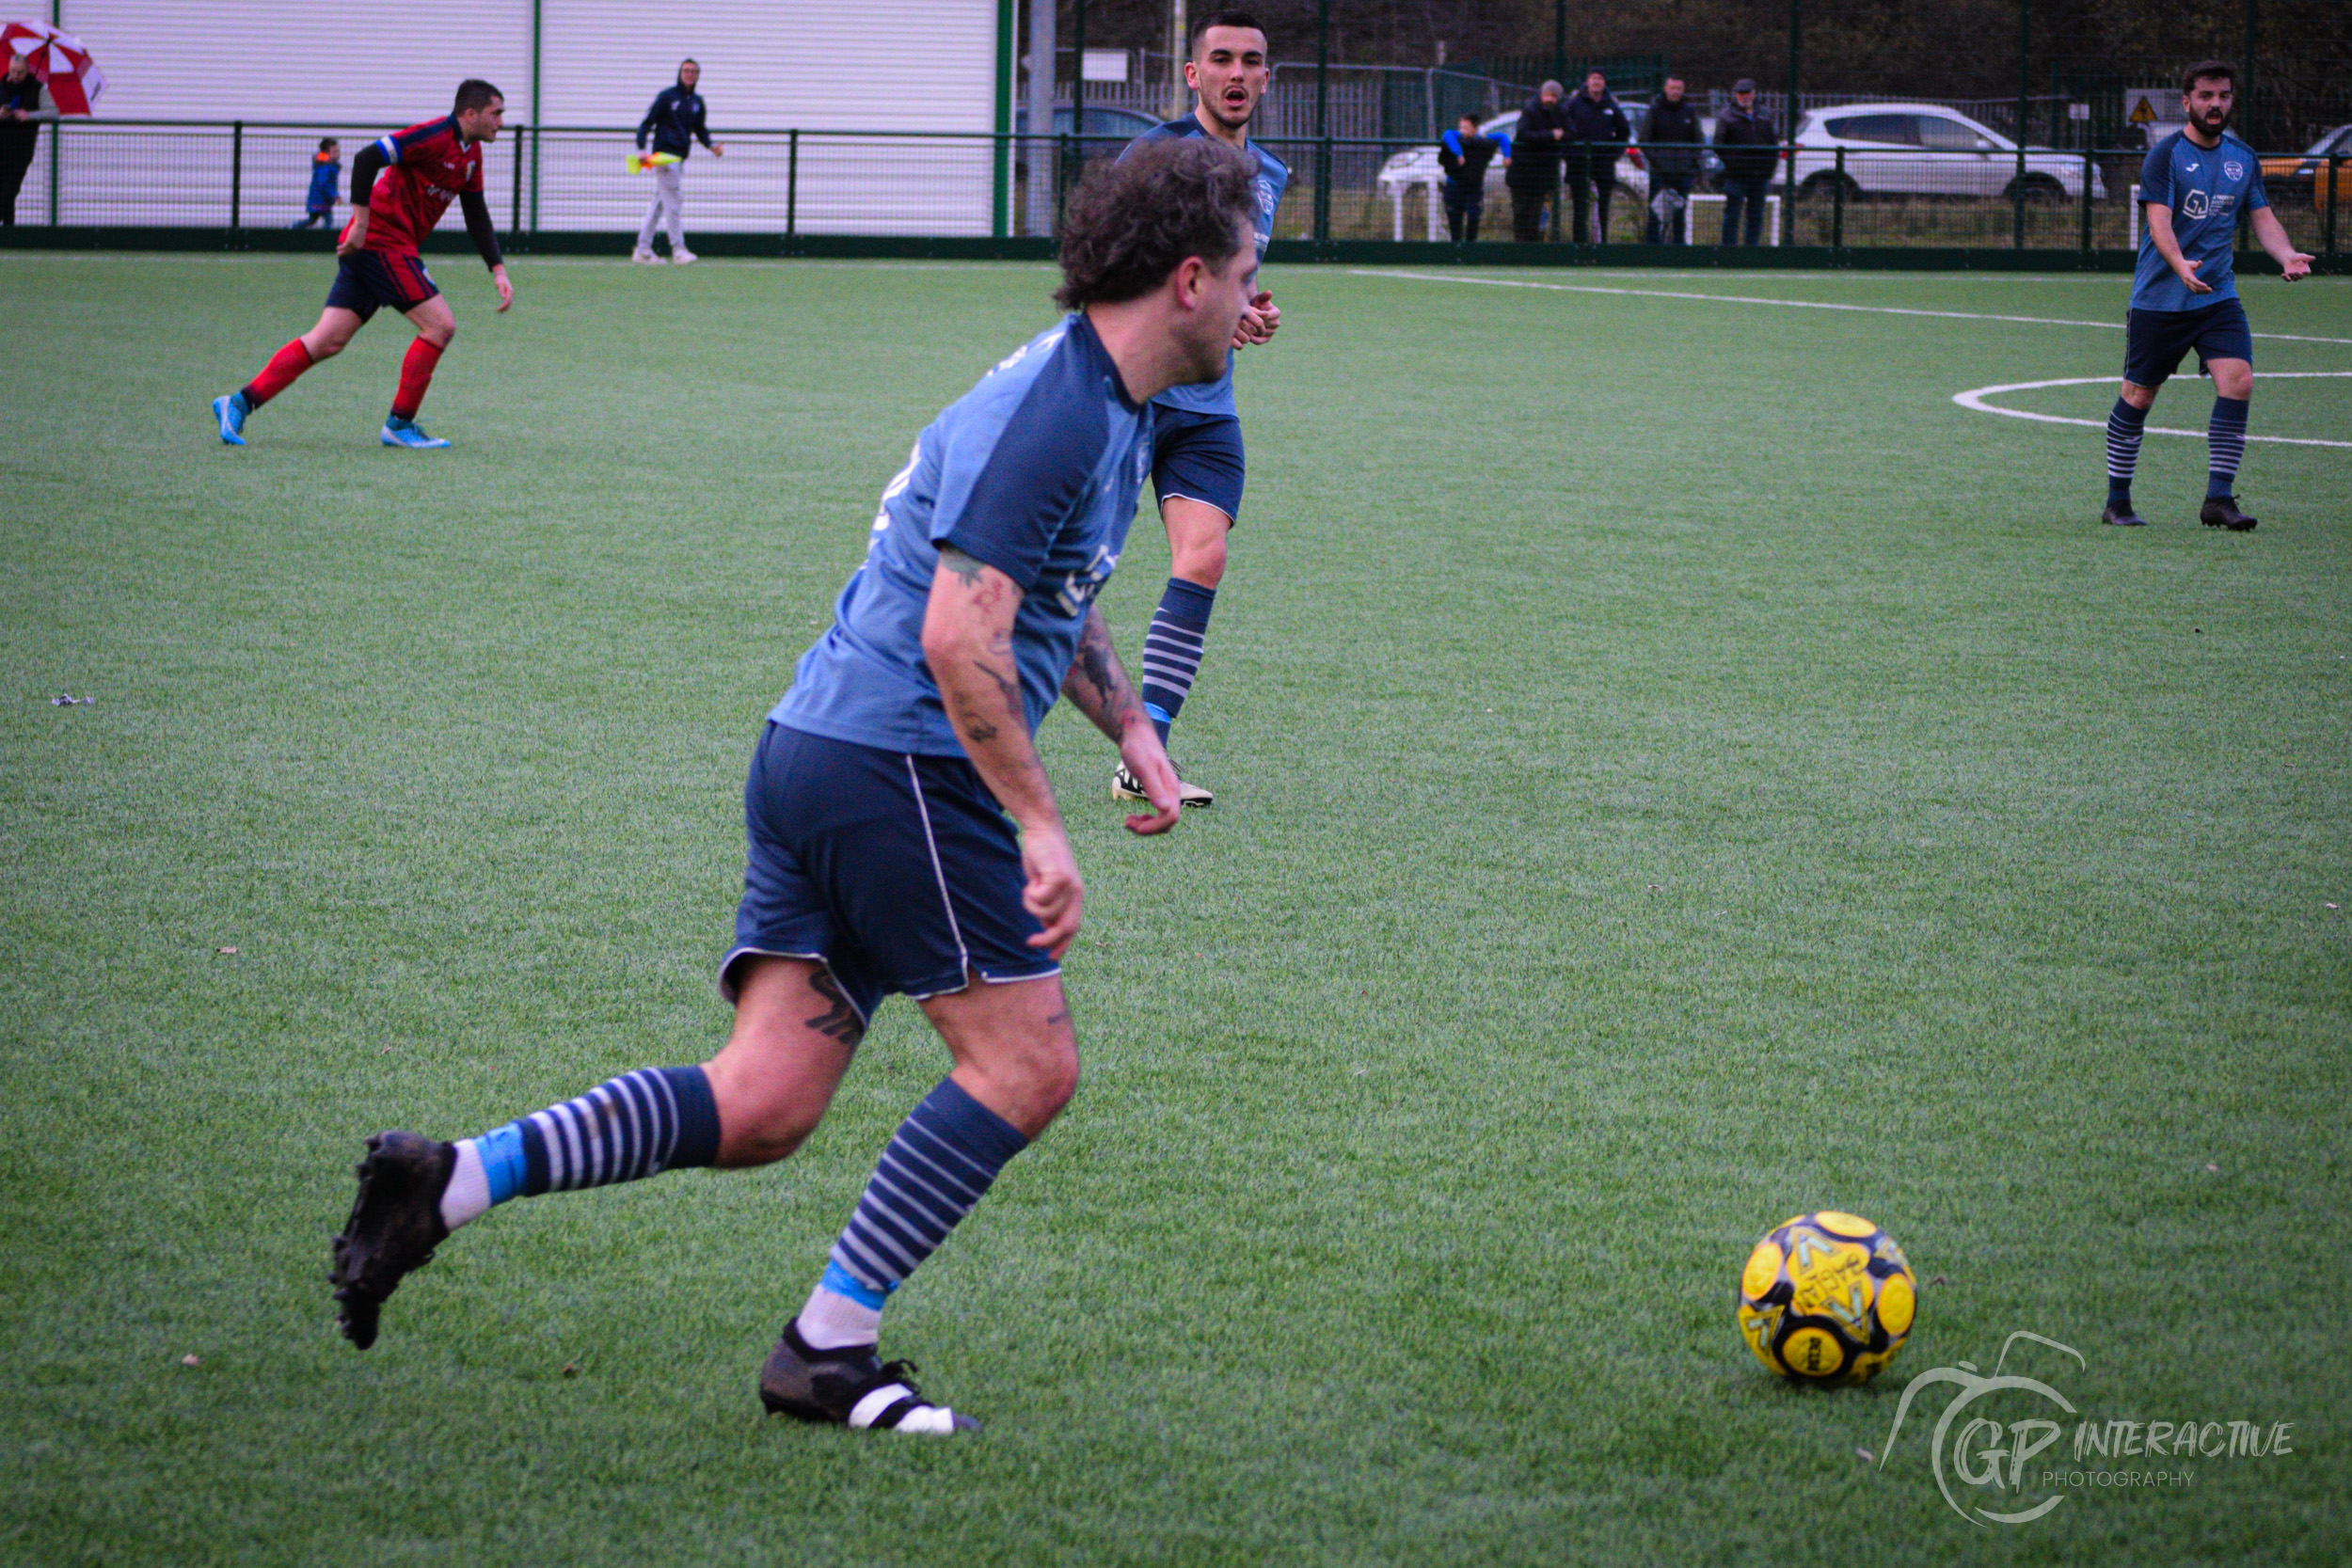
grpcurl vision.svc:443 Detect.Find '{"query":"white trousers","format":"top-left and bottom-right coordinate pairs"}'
top-left (636, 163), bottom-right (685, 252)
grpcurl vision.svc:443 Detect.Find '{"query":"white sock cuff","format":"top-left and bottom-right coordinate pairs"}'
top-left (796, 1283), bottom-right (883, 1351)
top-left (438, 1138), bottom-right (492, 1232)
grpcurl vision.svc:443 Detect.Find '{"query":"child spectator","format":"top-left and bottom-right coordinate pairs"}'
top-left (1438, 113), bottom-right (1508, 244)
top-left (292, 138), bottom-right (340, 230)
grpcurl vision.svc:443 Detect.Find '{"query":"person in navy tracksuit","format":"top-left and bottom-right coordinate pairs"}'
top-left (633, 59), bottom-right (725, 262)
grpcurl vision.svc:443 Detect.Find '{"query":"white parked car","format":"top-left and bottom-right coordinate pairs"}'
top-left (1789, 103), bottom-right (2105, 202)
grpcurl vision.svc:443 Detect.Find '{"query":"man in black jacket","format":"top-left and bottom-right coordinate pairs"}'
top-left (1564, 71), bottom-right (1630, 244)
top-left (1642, 76), bottom-right (1704, 243)
top-left (634, 59), bottom-right (725, 263)
top-left (1711, 79), bottom-right (1779, 245)
top-left (1505, 80), bottom-right (1570, 242)
top-left (0, 52), bottom-right (58, 228)
top-left (1438, 114), bottom-right (1509, 243)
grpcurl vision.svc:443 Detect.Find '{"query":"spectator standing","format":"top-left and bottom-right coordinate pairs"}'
top-left (1642, 76), bottom-right (1703, 243)
top-left (1505, 80), bottom-right (1570, 242)
top-left (1564, 70), bottom-right (1630, 244)
top-left (1712, 79), bottom-right (1779, 246)
top-left (0, 51), bottom-right (58, 228)
top-left (633, 58), bottom-right (725, 264)
top-left (293, 138), bottom-right (342, 230)
top-left (1438, 113), bottom-right (1509, 244)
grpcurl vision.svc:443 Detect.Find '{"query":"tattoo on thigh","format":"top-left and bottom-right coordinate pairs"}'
top-left (803, 968), bottom-right (866, 1048)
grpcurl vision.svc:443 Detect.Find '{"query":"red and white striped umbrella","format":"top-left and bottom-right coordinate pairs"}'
top-left (0, 20), bottom-right (107, 115)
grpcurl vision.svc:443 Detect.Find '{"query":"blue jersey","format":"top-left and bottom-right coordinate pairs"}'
top-left (2133, 129), bottom-right (2268, 312)
top-left (1119, 116), bottom-right (1289, 417)
top-left (771, 314), bottom-right (1154, 756)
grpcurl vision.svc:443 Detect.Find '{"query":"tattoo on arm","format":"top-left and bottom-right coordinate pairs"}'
top-left (1061, 609), bottom-right (1147, 740)
top-left (940, 546), bottom-right (988, 587)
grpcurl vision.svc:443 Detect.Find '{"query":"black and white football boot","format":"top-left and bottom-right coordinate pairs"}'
top-left (2200, 494), bottom-right (2258, 531)
top-left (758, 1322), bottom-right (978, 1433)
top-left (1112, 761), bottom-right (1215, 808)
top-left (329, 1131), bottom-right (454, 1350)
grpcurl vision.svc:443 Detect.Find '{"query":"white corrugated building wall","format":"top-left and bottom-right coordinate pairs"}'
top-left (25, 0), bottom-right (1011, 234)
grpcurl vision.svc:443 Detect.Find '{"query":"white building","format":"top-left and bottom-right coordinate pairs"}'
top-left (29, 0), bottom-right (1016, 235)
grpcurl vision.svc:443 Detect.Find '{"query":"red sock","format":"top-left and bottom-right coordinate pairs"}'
top-left (242, 339), bottom-right (315, 408)
top-left (390, 338), bottom-right (445, 421)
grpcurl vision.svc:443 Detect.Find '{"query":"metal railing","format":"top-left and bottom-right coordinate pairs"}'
top-left (5, 119), bottom-right (2343, 258)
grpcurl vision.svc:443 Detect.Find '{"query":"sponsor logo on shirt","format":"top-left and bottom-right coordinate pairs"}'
top-left (2180, 189), bottom-right (2209, 218)
top-left (1053, 543), bottom-right (1120, 617)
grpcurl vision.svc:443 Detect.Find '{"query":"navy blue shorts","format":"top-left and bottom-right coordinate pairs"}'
top-left (1152, 405), bottom-right (1247, 524)
top-left (721, 722), bottom-right (1057, 1022)
top-left (325, 248), bottom-right (440, 323)
top-left (2122, 297), bottom-right (2252, 389)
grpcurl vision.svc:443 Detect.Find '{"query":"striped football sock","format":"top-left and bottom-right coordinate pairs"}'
top-left (2106, 397), bottom-right (2146, 507)
top-left (437, 1065), bottom-right (721, 1231)
top-left (2206, 396), bottom-right (2249, 499)
top-left (798, 1077), bottom-right (1028, 1348)
top-left (1139, 577), bottom-right (1216, 745)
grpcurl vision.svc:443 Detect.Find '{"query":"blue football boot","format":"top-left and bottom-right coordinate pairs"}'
top-left (379, 414), bottom-right (452, 450)
top-left (213, 391), bottom-right (249, 446)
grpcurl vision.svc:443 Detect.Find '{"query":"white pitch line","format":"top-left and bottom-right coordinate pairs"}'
top-left (1952, 372), bottom-right (2352, 448)
top-left (1349, 269), bottom-right (2352, 345)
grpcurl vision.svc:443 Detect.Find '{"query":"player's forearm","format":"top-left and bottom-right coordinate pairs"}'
top-left (924, 552), bottom-right (1062, 832)
top-left (460, 190), bottom-right (504, 269)
top-left (2145, 206), bottom-right (2189, 271)
top-left (1059, 608), bottom-right (1151, 744)
top-left (2249, 208), bottom-right (2298, 266)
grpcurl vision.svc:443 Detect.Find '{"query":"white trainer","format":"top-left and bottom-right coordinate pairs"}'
top-left (672, 247), bottom-right (698, 265)
top-left (630, 246), bottom-right (660, 264)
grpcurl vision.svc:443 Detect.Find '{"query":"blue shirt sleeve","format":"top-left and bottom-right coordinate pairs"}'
top-left (2245, 161), bottom-right (2269, 211)
top-left (2138, 141), bottom-right (2171, 205)
top-left (1494, 132), bottom-right (1512, 158)
top-left (930, 348), bottom-right (1108, 591)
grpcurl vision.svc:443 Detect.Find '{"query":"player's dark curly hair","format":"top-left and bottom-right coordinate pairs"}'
top-left (2180, 59), bottom-right (2234, 95)
top-left (453, 78), bottom-right (503, 114)
top-left (1054, 138), bottom-right (1259, 310)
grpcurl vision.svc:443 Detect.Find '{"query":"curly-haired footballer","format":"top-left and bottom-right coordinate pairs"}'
top-left (327, 137), bottom-right (1261, 1433)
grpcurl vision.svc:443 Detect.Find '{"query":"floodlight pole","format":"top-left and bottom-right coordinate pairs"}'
top-left (1553, 0), bottom-right (1566, 87)
top-left (1784, 0), bottom-right (1800, 245)
top-left (1314, 0), bottom-right (1331, 244)
top-left (2241, 0), bottom-right (2257, 142)
top-left (1073, 0), bottom-right (1088, 131)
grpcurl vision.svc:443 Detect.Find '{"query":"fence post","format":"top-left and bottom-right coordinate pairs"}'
top-left (2328, 153), bottom-right (2341, 257)
top-left (1832, 144), bottom-right (1844, 254)
top-left (2013, 146), bottom-right (2026, 248)
top-left (230, 120), bottom-right (244, 230)
top-left (47, 119), bottom-right (58, 225)
top-left (1314, 0), bottom-right (1330, 244)
top-left (510, 125), bottom-right (523, 234)
top-left (787, 129), bottom-right (800, 236)
top-left (529, 124), bottom-right (540, 233)
top-left (2079, 147), bottom-right (2092, 252)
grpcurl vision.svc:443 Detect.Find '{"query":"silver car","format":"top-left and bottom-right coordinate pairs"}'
top-left (1789, 103), bottom-right (2105, 201)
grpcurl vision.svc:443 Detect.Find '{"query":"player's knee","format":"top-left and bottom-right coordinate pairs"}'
top-left (721, 1092), bottom-right (827, 1166)
top-left (424, 322), bottom-right (455, 350)
top-left (1172, 534), bottom-right (1228, 589)
top-left (2119, 381), bottom-right (2156, 410)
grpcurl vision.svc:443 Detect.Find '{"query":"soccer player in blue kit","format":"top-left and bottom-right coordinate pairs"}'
top-left (2104, 60), bottom-right (2312, 531)
top-left (326, 140), bottom-right (1262, 1433)
top-left (1111, 10), bottom-right (1288, 808)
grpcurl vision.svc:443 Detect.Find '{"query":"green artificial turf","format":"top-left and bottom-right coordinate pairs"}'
top-left (2, 252), bottom-right (2348, 1566)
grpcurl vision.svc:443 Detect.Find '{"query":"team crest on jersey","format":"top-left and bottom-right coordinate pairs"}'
top-left (2223, 160), bottom-right (2245, 181)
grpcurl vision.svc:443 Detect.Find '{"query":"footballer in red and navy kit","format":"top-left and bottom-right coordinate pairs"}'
top-left (2101, 60), bottom-right (2312, 531)
top-left (214, 79), bottom-right (515, 451)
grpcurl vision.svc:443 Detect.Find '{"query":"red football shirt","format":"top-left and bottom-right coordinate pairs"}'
top-left (349, 117), bottom-right (484, 255)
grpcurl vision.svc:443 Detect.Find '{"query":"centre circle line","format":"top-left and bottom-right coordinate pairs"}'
top-left (1951, 372), bottom-right (2352, 449)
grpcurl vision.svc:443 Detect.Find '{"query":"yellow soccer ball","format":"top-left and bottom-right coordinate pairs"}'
top-left (1737, 1211), bottom-right (1917, 1386)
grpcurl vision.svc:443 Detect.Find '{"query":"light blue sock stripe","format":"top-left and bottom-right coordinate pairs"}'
top-left (820, 1259), bottom-right (892, 1309)
top-left (479, 1122), bottom-right (529, 1205)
